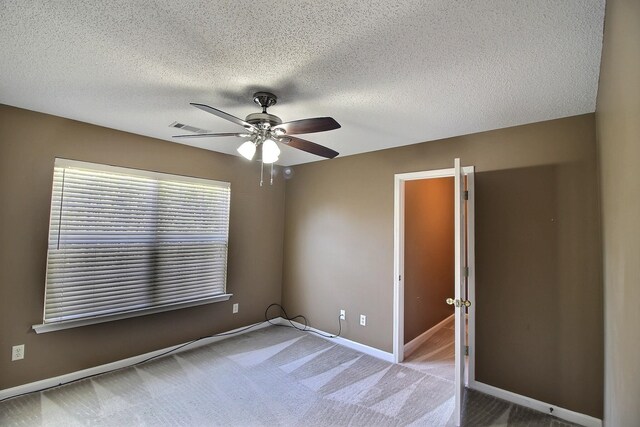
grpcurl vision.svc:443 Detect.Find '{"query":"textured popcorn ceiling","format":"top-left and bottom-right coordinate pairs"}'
top-left (0, 1), bottom-right (605, 165)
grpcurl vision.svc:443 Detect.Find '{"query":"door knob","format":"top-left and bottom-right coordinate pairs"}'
top-left (446, 298), bottom-right (460, 307)
top-left (446, 298), bottom-right (471, 307)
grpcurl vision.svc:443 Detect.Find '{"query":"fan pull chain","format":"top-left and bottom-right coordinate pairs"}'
top-left (270, 163), bottom-right (274, 185)
top-left (260, 159), bottom-right (264, 187)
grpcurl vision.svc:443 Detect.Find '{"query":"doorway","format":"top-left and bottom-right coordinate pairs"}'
top-left (403, 176), bottom-right (455, 362)
top-left (393, 161), bottom-right (475, 425)
top-left (402, 176), bottom-right (456, 377)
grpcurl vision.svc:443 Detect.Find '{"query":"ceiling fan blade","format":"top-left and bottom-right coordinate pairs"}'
top-left (190, 103), bottom-right (257, 131)
top-left (173, 132), bottom-right (249, 139)
top-left (280, 136), bottom-right (339, 159)
top-left (274, 117), bottom-right (340, 135)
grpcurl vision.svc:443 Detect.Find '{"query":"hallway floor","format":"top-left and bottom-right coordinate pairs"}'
top-left (402, 315), bottom-right (456, 382)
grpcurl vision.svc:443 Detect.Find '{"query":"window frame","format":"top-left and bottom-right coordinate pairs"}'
top-left (32, 159), bottom-right (232, 334)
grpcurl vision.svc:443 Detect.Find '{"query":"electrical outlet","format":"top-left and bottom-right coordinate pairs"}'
top-left (360, 315), bottom-right (366, 326)
top-left (340, 309), bottom-right (346, 320)
top-left (12, 344), bottom-right (24, 361)
top-left (232, 303), bottom-right (239, 314)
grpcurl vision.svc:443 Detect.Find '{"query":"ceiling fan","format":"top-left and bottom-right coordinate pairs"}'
top-left (173, 92), bottom-right (340, 169)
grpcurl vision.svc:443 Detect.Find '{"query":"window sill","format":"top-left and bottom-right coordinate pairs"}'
top-left (32, 293), bottom-right (233, 334)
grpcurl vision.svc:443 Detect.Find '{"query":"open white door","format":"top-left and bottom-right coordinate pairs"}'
top-left (452, 158), bottom-right (466, 426)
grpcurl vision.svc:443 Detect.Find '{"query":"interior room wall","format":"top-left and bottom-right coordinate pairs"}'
top-left (403, 178), bottom-right (454, 344)
top-left (595, 0), bottom-right (640, 425)
top-left (282, 114), bottom-right (602, 417)
top-left (0, 105), bottom-right (285, 390)
top-left (474, 163), bottom-right (602, 415)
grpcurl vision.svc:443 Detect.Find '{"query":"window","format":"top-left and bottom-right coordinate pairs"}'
top-left (33, 159), bottom-right (231, 333)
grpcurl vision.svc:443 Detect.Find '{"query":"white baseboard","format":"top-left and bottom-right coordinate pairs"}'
top-left (274, 317), bottom-right (395, 363)
top-left (469, 380), bottom-right (602, 427)
top-left (0, 320), bottom-right (273, 401)
top-left (404, 314), bottom-right (454, 358)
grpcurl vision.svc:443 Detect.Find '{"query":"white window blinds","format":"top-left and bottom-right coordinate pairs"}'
top-left (34, 159), bottom-right (231, 333)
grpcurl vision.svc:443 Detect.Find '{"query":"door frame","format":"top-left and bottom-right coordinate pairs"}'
top-left (392, 166), bottom-right (476, 387)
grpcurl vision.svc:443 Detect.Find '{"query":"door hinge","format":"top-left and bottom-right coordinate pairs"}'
top-left (399, 275), bottom-right (402, 281)
top-left (464, 267), bottom-right (469, 277)
top-left (464, 190), bottom-right (469, 200)
top-left (465, 346), bottom-right (469, 356)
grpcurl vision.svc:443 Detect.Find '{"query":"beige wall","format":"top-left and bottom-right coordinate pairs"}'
top-left (282, 114), bottom-right (602, 417)
top-left (475, 162), bottom-right (603, 415)
top-left (0, 105), bottom-right (285, 390)
top-left (404, 178), bottom-right (454, 343)
top-left (595, 0), bottom-right (640, 425)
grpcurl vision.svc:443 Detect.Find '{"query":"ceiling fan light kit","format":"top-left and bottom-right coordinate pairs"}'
top-left (237, 140), bottom-right (257, 161)
top-left (261, 138), bottom-right (281, 164)
top-left (173, 92), bottom-right (341, 185)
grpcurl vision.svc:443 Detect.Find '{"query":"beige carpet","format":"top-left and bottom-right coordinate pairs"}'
top-left (0, 325), bottom-right (578, 426)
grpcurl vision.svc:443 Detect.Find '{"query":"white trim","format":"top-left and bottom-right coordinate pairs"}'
top-left (393, 168), bottom-right (458, 363)
top-left (32, 294), bottom-right (233, 333)
top-left (469, 381), bottom-right (602, 427)
top-left (395, 168), bottom-right (457, 181)
top-left (404, 314), bottom-right (454, 358)
top-left (1, 320), bottom-right (271, 401)
top-left (275, 318), bottom-right (395, 363)
top-left (393, 173), bottom-right (405, 363)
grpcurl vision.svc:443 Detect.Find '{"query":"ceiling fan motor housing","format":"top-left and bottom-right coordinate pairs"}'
top-left (248, 92), bottom-right (282, 129)
top-left (245, 112), bottom-right (282, 128)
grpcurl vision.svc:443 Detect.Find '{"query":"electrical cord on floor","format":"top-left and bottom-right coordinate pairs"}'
top-left (265, 303), bottom-right (342, 339)
top-left (0, 303), bottom-right (341, 403)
